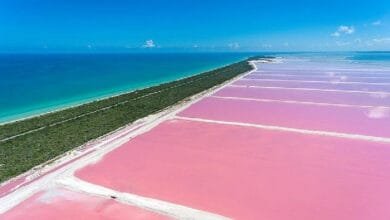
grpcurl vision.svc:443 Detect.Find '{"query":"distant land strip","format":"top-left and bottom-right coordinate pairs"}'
top-left (0, 56), bottom-right (268, 183)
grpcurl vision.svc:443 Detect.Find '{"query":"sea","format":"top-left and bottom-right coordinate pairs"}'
top-left (0, 51), bottom-right (389, 124)
top-left (0, 53), bottom-right (253, 123)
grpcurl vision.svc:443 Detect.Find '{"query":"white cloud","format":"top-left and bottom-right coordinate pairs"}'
top-left (365, 41), bottom-right (374, 47)
top-left (338, 25), bottom-right (355, 34)
top-left (228, 42), bottom-right (240, 49)
top-left (261, 44), bottom-right (272, 48)
top-left (363, 38), bottom-right (390, 47)
top-left (372, 20), bottom-right (382, 26)
top-left (372, 37), bottom-right (390, 43)
top-left (331, 32), bottom-right (340, 37)
top-left (142, 40), bottom-right (156, 48)
top-left (335, 41), bottom-right (351, 46)
top-left (332, 25), bottom-right (355, 37)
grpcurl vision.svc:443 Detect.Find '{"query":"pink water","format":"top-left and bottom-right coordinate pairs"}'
top-left (0, 188), bottom-right (168, 220)
top-left (76, 119), bottom-right (390, 220)
top-left (215, 86), bottom-right (390, 107)
top-left (233, 79), bottom-right (390, 92)
top-left (245, 73), bottom-right (390, 83)
top-left (179, 97), bottom-right (390, 137)
top-left (3, 60), bottom-right (390, 220)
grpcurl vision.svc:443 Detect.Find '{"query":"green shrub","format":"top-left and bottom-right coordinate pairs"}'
top-left (0, 58), bottom-right (258, 182)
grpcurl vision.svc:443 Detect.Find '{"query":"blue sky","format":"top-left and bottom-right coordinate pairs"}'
top-left (0, 0), bottom-right (389, 52)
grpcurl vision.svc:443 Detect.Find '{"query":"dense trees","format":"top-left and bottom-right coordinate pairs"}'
top-left (0, 57), bottom-right (262, 182)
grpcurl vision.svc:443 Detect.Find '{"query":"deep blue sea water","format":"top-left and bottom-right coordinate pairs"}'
top-left (1, 52), bottom-right (389, 124)
top-left (0, 53), bottom-right (253, 123)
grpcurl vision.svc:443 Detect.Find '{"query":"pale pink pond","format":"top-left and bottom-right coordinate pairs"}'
top-left (3, 60), bottom-right (390, 220)
top-left (178, 97), bottom-right (390, 138)
top-left (215, 86), bottom-right (390, 107)
top-left (0, 188), bottom-right (168, 220)
top-left (254, 70), bottom-right (390, 77)
top-left (76, 119), bottom-right (390, 220)
top-left (233, 79), bottom-right (390, 92)
top-left (253, 69), bottom-right (390, 77)
top-left (245, 73), bottom-right (390, 83)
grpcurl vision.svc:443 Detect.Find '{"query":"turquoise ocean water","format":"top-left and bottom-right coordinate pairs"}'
top-left (1, 52), bottom-right (389, 124)
top-left (0, 53), bottom-right (253, 123)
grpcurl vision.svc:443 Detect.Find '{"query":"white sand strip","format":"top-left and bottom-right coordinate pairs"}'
top-left (57, 177), bottom-right (230, 220)
top-left (175, 116), bottom-right (390, 143)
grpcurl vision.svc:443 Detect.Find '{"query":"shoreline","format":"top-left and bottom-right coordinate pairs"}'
top-left (0, 58), bottom-right (251, 126)
top-left (0, 57), bottom-right (268, 183)
top-left (0, 60), bottom-right (263, 214)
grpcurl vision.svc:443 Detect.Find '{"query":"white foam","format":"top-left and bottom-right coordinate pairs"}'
top-left (36, 188), bottom-right (65, 204)
top-left (339, 75), bottom-right (348, 81)
top-left (367, 107), bottom-right (390, 119)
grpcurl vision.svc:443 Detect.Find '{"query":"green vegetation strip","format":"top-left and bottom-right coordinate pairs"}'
top-left (0, 57), bottom-right (266, 183)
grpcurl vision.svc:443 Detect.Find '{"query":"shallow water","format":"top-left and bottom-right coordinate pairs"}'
top-left (0, 53), bottom-right (252, 123)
